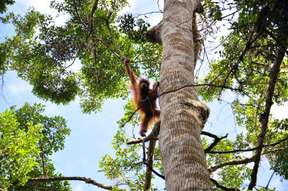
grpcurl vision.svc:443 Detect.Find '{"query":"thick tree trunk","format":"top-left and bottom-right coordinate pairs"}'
top-left (159, 0), bottom-right (211, 190)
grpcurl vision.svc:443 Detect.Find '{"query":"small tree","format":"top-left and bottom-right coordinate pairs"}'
top-left (0, 103), bottom-right (71, 190)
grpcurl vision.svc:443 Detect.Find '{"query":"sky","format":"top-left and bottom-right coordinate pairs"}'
top-left (1, 0), bottom-right (288, 191)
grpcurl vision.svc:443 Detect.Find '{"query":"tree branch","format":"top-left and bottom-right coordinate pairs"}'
top-left (201, 131), bottom-right (219, 139)
top-left (248, 46), bottom-right (286, 190)
top-left (203, 133), bottom-right (228, 153)
top-left (207, 136), bottom-right (288, 154)
top-left (144, 138), bottom-right (157, 190)
top-left (265, 171), bottom-right (275, 189)
top-left (120, 107), bottom-right (140, 128)
top-left (143, 123), bottom-right (160, 190)
top-left (127, 123), bottom-right (160, 144)
top-left (158, 83), bottom-right (244, 98)
top-left (209, 156), bottom-right (255, 172)
top-left (124, 81), bottom-right (250, 132)
top-left (90, 0), bottom-right (99, 17)
top-left (71, 0), bottom-right (87, 27)
top-left (143, 161), bottom-right (165, 180)
top-left (210, 178), bottom-right (240, 191)
top-left (29, 176), bottom-right (113, 190)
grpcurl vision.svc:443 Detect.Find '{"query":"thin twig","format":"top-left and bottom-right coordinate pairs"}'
top-left (207, 136), bottom-right (288, 154)
top-left (265, 171), bottom-right (275, 189)
top-left (158, 83), bottom-right (243, 98)
top-left (120, 107), bottom-right (140, 128)
top-left (209, 156), bottom-right (255, 172)
top-left (135, 11), bottom-right (163, 18)
top-left (143, 161), bottom-right (165, 180)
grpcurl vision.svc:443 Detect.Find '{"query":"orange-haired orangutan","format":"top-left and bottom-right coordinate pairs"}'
top-left (123, 58), bottom-right (160, 137)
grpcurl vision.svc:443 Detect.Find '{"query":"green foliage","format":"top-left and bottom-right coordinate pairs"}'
top-left (217, 166), bottom-right (247, 189)
top-left (0, 0), bottom-right (162, 112)
top-left (3, 0), bottom-right (288, 190)
top-left (134, 43), bottom-right (162, 80)
top-left (14, 103), bottom-right (70, 154)
top-left (100, 102), bottom-right (163, 190)
top-left (0, 0), bottom-right (162, 113)
top-left (257, 188), bottom-right (275, 191)
top-left (200, 0), bottom-right (288, 188)
top-left (0, 103), bottom-right (71, 190)
top-left (270, 144), bottom-right (288, 179)
top-left (99, 129), bottom-right (144, 190)
top-left (1, 0), bottom-right (163, 189)
top-left (118, 14), bottom-right (150, 43)
top-left (203, 0), bottom-right (222, 21)
top-left (207, 137), bottom-right (250, 190)
top-left (0, 109), bottom-right (42, 188)
top-left (4, 10), bottom-right (79, 104)
top-left (0, 0), bottom-right (14, 13)
top-left (0, 43), bottom-right (9, 75)
top-left (117, 100), bottom-right (139, 128)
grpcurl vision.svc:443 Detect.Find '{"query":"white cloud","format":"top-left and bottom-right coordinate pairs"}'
top-left (26, 0), bottom-right (54, 15)
top-left (271, 102), bottom-right (288, 120)
top-left (119, 0), bottom-right (137, 15)
top-left (69, 59), bottom-right (82, 73)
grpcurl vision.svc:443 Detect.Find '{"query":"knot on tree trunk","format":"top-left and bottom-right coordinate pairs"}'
top-left (146, 21), bottom-right (162, 44)
top-left (180, 100), bottom-right (210, 128)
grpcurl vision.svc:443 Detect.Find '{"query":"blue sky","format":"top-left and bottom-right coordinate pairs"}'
top-left (1, 0), bottom-right (288, 190)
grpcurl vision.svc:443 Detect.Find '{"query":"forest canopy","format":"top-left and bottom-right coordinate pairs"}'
top-left (0, 0), bottom-right (287, 190)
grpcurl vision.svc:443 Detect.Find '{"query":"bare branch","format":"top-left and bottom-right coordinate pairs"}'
top-left (204, 133), bottom-right (228, 153)
top-left (210, 178), bottom-right (239, 191)
top-left (143, 123), bottom-right (161, 189)
top-left (127, 123), bottom-right (160, 144)
top-left (134, 123), bottom-right (164, 184)
top-left (135, 11), bottom-right (163, 18)
top-left (29, 176), bottom-right (113, 190)
top-left (265, 171), bottom-right (275, 189)
top-left (209, 156), bottom-right (255, 172)
top-left (143, 161), bottom-right (165, 180)
top-left (201, 131), bottom-right (219, 139)
top-left (208, 136), bottom-right (288, 154)
top-left (158, 83), bottom-right (243, 98)
top-left (144, 138), bottom-right (157, 190)
top-left (127, 137), bottom-right (158, 145)
top-left (120, 107), bottom-right (140, 128)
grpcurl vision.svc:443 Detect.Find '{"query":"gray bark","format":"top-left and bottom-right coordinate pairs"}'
top-left (159, 0), bottom-right (211, 190)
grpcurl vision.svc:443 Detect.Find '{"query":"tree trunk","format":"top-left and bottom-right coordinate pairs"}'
top-left (159, 0), bottom-right (211, 190)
